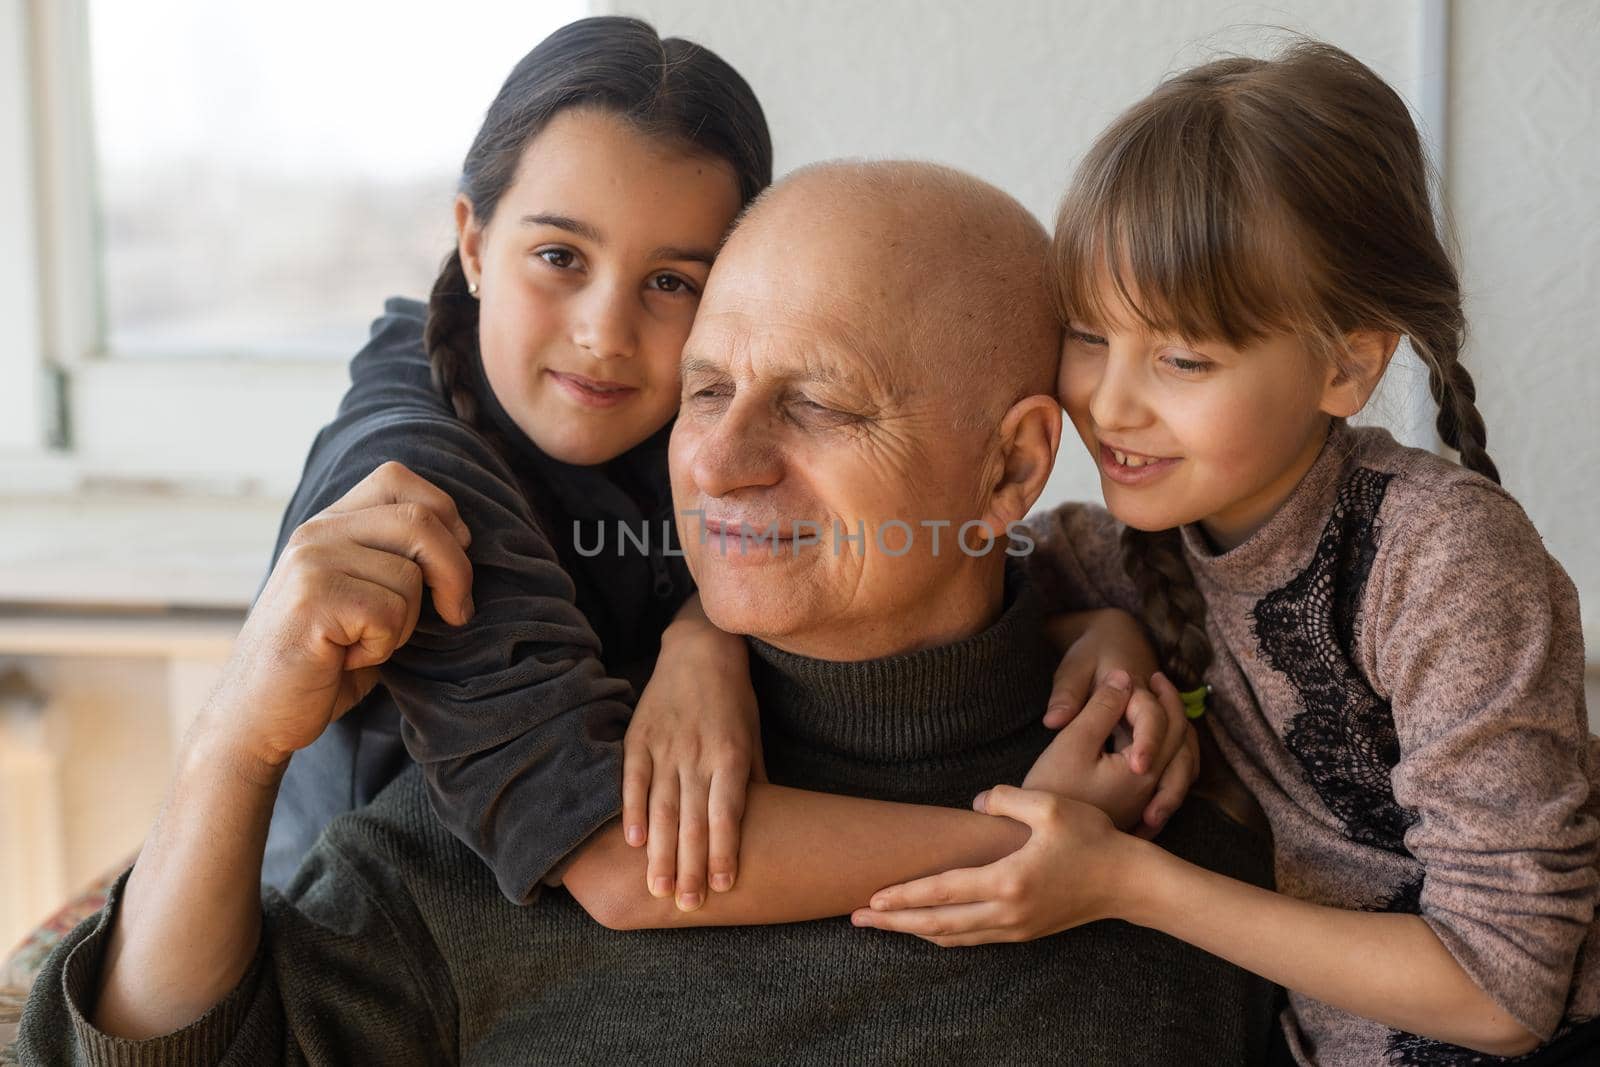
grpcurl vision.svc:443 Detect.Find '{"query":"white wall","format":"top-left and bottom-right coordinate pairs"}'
top-left (1449, 0), bottom-right (1600, 657)
top-left (604, 0), bottom-right (1600, 663)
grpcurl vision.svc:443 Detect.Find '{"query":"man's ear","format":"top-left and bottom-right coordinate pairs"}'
top-left (455, 194), bottom-right (485, 291)
top-left (1321, 330), bottom-right (1400, 419)
top-left (982, 395), bottom-right (1062, 531)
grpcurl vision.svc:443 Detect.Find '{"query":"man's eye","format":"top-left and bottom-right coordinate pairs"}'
top-left (538, 248), bottom-right (576, 269)
top-left (793, 398), bottom-right (863, 425)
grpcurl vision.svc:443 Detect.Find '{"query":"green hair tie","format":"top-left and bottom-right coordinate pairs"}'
top-left (1179, 684), bottom-right (1210, 720)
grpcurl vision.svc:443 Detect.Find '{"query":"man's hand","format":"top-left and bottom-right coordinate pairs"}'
top-left (622, 597), bottom-right (763, 912)
top-left (219, 461), bottom-right (474, 772)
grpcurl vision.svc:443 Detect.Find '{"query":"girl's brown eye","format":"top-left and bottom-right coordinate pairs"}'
top-left (539, 248), bottom-right (575, 268)
top-left (652, 273), bottom-right (695, 294)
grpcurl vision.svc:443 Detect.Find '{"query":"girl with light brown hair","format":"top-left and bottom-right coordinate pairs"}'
top-left (856, 40), bottom-right (1600, 1065)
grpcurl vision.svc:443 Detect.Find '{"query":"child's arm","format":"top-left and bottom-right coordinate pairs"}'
top-left (621, 602), bottom-right (1197, 912)
top-left (853, 786), bottom-right (1542, 1057)
top-left (1369, 483), bottom-right (1597, 1042)
top-left (621, 597), bottom-right (763, 905)
top-left (861, 484), bottom-right (1595, 1056)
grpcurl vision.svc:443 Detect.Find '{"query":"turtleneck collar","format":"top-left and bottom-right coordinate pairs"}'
top-left (1179, 419), bottom-right (1363, 597)
top-left (746, 573), bottom-right (1057, 769)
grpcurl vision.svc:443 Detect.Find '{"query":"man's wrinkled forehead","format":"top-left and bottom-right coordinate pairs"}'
top-left (685, 285), bottom-right (913, 405)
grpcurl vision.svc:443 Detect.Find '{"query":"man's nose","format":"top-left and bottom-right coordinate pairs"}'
top-left (571, 276), bottom-right (638, 362)
top-left (690, 398), bottom-right (784, 498)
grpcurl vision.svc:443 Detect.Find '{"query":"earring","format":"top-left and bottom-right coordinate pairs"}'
top-left (468, 281), bottom-right (480, 297)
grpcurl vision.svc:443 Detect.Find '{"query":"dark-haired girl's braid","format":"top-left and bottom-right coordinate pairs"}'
top-left (425, 250), bottom-right (485, 427)
top-left (1120, 527), bottom-right (1214, 694)
top-left (423, 250), bottom-right (528, 473)
top-left (1416, 329), bottom-right (1501, 485)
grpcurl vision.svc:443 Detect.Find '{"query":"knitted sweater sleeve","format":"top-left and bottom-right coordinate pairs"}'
top-left (1374, 479), bottom-right (1598, 1040)
top-left (270, 303), bottom-right (633, 904)
top-left (16, 814), bottom-right (458, 1065)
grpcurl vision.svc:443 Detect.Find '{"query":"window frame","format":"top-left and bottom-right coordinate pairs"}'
top-left (4, 0), bottom-right (355, 498)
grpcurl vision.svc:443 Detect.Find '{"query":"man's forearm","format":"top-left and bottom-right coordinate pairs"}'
top-left (563, 783), bottom-right (1029, 929)
top-left (92, 711), bottom-right (283, 1039)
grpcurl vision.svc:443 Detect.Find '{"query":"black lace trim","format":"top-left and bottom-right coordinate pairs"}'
top-left (1383, 1016), bottom-right (1596, 1066)
top-left (1251, 467), bottom-right (1418, 855)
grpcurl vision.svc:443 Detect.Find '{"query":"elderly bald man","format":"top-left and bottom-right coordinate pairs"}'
top-left (19, 163), bottom-right (1277, 1065)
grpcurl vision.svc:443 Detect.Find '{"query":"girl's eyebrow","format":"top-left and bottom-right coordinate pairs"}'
top-left (520, 212), bottom-right (603, 241)
top-left (651, 244), bottom-right (718, 266)
top-left (519, 212), bottom-right (715, 265)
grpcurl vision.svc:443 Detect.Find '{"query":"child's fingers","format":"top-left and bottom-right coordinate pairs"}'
top-left (973, 783), bottom-right (1064, 829)
top-left (1062, 670), bottom-right (1133, 749)
top-left (867, 865), bottom-right (1000, 911)
top-left (1121, 687), bottom-right (1169, 777)
top-left (1146, 671), bottom-right (1191, 774)
top-left (644, 773), bottom-right (680, 900)
top-left (706, 768), bottom-right (747, 893)
top-left (850, 900), bottom-right (1004, 938)
top-left (674, 770), bottom-right (711, 911)
top-left (1141, 722), bottom-right (1200, 834)
top-left (620, 744), bottom-right (651, 848)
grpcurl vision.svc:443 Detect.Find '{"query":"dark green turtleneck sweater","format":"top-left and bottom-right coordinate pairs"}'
top-left (20, 580), bottom-right (1277, 1065)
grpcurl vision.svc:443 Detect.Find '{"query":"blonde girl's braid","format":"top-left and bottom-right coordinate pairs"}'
top-left (1413, 314), bottom-right (1501, 485)
top-left (1120, 527), bottom-right (1213, 695)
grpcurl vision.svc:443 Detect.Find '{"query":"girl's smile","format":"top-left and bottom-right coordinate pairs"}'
top-left (1096, 440), bottom-right (1181, 485)
top-left (546, 369), bottom-right (641, 409)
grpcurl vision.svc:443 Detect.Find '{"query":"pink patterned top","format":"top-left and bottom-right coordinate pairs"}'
top-left (1025, 421), bottom-right (1599, 1066)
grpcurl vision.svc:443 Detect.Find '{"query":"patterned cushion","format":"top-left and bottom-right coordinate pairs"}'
top-left (0, 862), bottom-right (129, 1064)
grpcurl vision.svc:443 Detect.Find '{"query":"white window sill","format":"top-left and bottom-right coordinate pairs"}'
top-left (0, 487), bottom-right (285, 613)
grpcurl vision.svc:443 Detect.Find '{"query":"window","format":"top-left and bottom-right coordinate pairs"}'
top-left (4, 0), bottom-right (586, 491)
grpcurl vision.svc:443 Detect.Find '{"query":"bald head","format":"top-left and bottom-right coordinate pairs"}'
top-left (716, 160), bottom-right (1061, 426)
top-left (671, 160), bottom-right (1066, 660)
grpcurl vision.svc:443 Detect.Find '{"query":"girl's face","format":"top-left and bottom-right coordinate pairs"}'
top-left (458, 108), bottom-right (744, 466)
top-left (1057, 301), bottom-right (1345, 551)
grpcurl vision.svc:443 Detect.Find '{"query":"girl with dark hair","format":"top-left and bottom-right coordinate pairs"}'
top-left (856, 41), bottom-right (1600, 1065)
top-left (260, 15), bottom-right (776, 906)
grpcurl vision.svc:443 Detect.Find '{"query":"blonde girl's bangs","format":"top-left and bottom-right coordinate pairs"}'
top-left (1051, 83), bottom-right (1326, 351)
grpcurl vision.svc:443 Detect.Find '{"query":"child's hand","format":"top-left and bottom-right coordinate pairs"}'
top-left (1021, 669), bottom-right (1147, 832)
top-left (850, 785), bottom-right (1135, 946)
top-left (1043, 609), bottom-right (1198, 834)
top-left (622, 598), bottom-right (763, 912)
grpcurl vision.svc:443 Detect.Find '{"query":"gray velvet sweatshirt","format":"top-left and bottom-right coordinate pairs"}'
top-left (19, 579), bottom-right (1278, 1065)
top-left (261, 298), bottom-right (690, 900)
top-left (1026, 422), bottom-right (1599, 1066)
